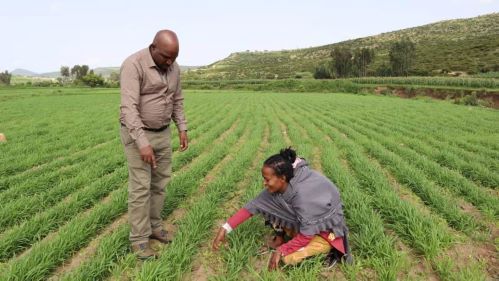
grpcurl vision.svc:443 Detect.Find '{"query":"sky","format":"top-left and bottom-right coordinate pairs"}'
top-left (0, 0), bottom-right (497, 73)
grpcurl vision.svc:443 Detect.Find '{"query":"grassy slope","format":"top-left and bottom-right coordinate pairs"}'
top-left (184, 13), bottom-right (499, 80)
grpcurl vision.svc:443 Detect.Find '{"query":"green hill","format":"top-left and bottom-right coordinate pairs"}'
top-left (11, 69), bottom-right (39, 76)
top-left (11, 65), bottom-right (200, 80)
top-left (36, 67), bottom-right (121, 78)
top-left (92, 67), bottom-right (120, 78)
top-left (184, 13), bottom-right (499, 80)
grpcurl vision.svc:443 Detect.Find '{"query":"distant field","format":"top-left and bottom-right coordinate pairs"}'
top-left (348, 76), bottom-right (499, 89)
top-left (182, 78), bottom-right (499, 108)
top-left (183, 77), bottom-right (499, 91)
top-left (0, 88), bottom-right (497, 281)
top-left (10, 76), bottom-right (57, 85)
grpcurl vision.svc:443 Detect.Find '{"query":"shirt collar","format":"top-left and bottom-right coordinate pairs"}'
top-left (144, 47), bottom-right (175, 73)
top-left (144, 47), bottom-right (158, 68)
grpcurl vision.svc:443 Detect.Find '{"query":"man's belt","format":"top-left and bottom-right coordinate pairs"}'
top-left (143, 124), bottom-right (170, 132)
top-left (121, 123), bottom-right (170, 132)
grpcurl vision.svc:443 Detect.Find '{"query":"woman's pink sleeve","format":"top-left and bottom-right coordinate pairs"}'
top-left (227, 208), bottom-right (253, 229)
top-left (277, 233), bottom-right (314, 256)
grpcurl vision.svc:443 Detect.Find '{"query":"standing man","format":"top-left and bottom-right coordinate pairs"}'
top-left (120, 30), bottom-right (188, 260)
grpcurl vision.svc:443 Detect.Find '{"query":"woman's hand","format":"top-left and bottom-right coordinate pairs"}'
top-left (212, 227), bottom-right (227, 251)
top-left (266, 235), bottom-right (284, 249)
top-left (268, 250), bottom-right (282, 270)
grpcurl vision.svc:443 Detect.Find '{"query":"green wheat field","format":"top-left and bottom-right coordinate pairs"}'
top-left (0, 88), bottom-right (497, 281)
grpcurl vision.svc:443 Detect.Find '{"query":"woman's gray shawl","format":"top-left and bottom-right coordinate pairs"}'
top-left (244, 159), bottom-right (348, 237)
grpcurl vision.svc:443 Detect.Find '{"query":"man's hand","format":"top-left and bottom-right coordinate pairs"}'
top-left (140, 145), bottom-right (157, 169)
top-left (179, 130), bottom-right (188, 151)
top-left (212, 227), bottom-right (227, 251)
top-left (268, 250), bottom-right (282, 271)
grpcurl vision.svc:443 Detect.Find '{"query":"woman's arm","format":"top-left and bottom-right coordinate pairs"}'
top-left (277, 233), bottom-right (314, 256)
top-left (223, 208), bottom-right (253, 233)
top-left (212, 208), bottom-right (253, 251)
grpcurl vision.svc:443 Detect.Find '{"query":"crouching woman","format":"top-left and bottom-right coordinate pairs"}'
top-left (212, 148), bottom-right (352, 270)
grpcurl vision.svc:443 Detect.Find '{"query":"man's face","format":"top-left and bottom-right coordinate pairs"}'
top-left (150, 43), bottom-right (178, 71)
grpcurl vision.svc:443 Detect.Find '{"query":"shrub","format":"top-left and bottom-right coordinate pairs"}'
top-left (313, 66), bottom-right (331, 79)
top-left (459, 93), bottom-right (479, 106)
top-left (81, 73), bottom-right (105, 88)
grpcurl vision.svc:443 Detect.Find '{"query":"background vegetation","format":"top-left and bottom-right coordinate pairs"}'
top-left (184, 13), bottom-right (499, 80)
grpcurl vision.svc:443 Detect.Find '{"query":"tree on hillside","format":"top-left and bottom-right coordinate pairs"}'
top-left (70, 64), bottom-right (90, 80)
top-left (59, 66), bottom-right (71, 84)
top-left (353, 48), bottom-right (375, 77)
top-left (330, 47), bottom-right (353, 78)
top-left (70, 65), bottom-right (80, 79)
top-left (81, 65), bottom-right (89, 77)
top-left (313, 65), bottom-right (332, 79)
top-left (60, 66), bottom-right (70, 78)
top-left (0, 70), bottom-right (12, 85)
top-left (375, 63), bottom-right (392, 77)
top-left (109, 71), bottom-right (120, 82)
top-left (389, 38), bottom-right (416, 76)
top-left (108, 71), bottom-right (120, 87)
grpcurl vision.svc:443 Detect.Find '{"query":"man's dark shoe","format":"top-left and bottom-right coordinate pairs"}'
top-left (150, 229), bottom-right (171, 244)
top-left (131, 242), bottom-right (157, 260)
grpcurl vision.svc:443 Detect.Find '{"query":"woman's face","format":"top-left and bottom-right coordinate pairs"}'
top-left (262, 165), bottom-right (287, 193)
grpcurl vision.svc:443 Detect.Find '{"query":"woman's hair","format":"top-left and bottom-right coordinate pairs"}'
top-left (263, 147), bottom-right (297, 182)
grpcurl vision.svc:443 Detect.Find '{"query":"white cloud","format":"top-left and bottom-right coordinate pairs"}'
top-left (49, 1), bottom-right (63, 14)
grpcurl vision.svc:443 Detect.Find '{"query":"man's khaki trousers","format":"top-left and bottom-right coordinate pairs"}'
top-left (120, 126), bottom-right (172, 245)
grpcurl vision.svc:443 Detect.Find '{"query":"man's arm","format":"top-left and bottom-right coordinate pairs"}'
top-left (121, 61), bottom-right (157, 168)
top-left (171, 82), bottom-right (187, 132)
top-left (171, 75), bottom-right (188, 151)
top-left (120, 61), bottom-right (149, 149)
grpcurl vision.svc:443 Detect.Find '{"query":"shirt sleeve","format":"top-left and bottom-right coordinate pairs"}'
top-left (171, 69), bottom-right (187, 132)
top-left (120, 60), bottom-right (149, 149)
top-left (227, 208), bottom-right (253, 229)
top-left (277, 233), bottom-right (314, 256)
